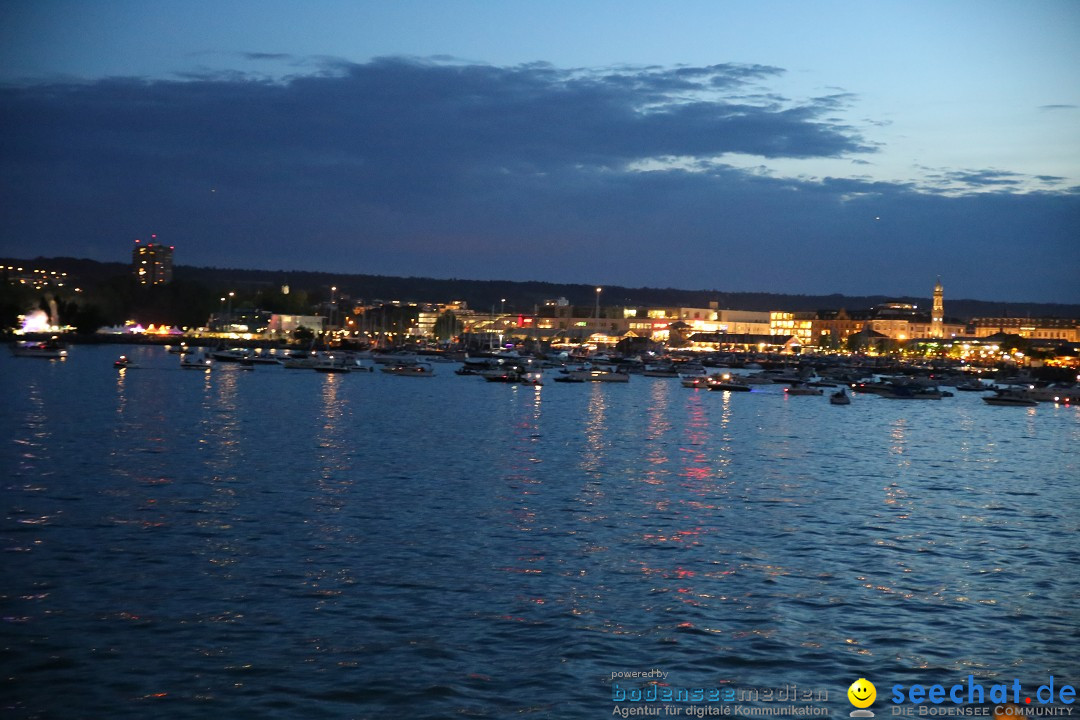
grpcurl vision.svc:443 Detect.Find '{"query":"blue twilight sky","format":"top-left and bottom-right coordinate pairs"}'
top-left (1, 0), bottom-right (1078, 303)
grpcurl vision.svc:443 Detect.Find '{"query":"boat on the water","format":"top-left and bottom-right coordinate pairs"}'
top-left (954, 377), bottom-right (987, 392)
top-left (210, 347), bottom-right (250, 362)
top-left (642, 363), bottom-right (679, 378)
top-left (181, 352), bottom-right (212, 370)
top-left (878, 382), bottom-right (945, 400)
top-left (1026, 383), bottom-right (1079, 404)
top-left (829, 389), bottom-right (851, 405)
top-left (785, 382), bottom-right (823, 396)
top-left (707, 373), bottom-right (751, 392)
top-left (579, 367), bottom-right (630, 383)
top-left (556, 364), bottom-right (629, 383)
top-left (11, 337), bottom-right (67, 358)
top-left (314, 360), bottom-right (352, 373)
top-left (246, 352), bottom-right (282, 365)
top-left (382, 362), bottom-right (435, 377)
top-left (113, 355), bottom-right (138, 369)
top-left (482, 366), bottom-right (543, 385)
top-left (983, 388), bottom-right (1038, 407)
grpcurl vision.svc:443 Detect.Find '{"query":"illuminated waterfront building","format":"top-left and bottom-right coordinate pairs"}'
top-left (769, 311), bottom-right (815, 346)
top-left (968, 317), bottom-right (1079, 342)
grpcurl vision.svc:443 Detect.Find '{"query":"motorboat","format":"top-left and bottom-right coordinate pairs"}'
top-left (707, 373), bottom-right (751, 392)
top-left (210, 347), bottom-right (250, 362)
top-left (954, 377), bottom-right (987, 391)
top-left (784, 382), bottom-right (823, 396)
top-left (372, 351), bottom-right (419, 365)
top-left (457, 356), bottom-right (499, 375)
top-left (245, 351), bottom-right (282, 365)
top-left (1026, 383), bottom-right (1079, 404)
top-left (113, 355), bottom-right (138, 369)
top-left (983, 388), bottom-right (1038, 407)
top-left (181, 352), bottom-right (212, 370)
top-left (314, 357), bottom-right (352, 373)
top-left (11, 337), bottom-right (67, 358)
top-left (829, 389), bottom-right (851, 405)
top-left (556, 364), bottom-right (629, 382)
top-left (879, 383), bottom-right (945, 399)
top-left (482, 367), bottom-right (543, 385)
top-left (851, 381), bottom-right (892, 395)
top-left (579, 367), bottom-right (630, 383)
top-left (642, 363), bottom-right (679, 378)
top-left (282, 352), bottom-right (321, 369)
top-left (519, 371), bottom-right (544, 386)
top-left (382, 362), bottom-right (435, 377)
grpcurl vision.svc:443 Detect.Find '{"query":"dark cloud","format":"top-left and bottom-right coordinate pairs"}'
top-left (0, 57), bottom-right (1076, 302)
top-left (243, 52), bottom-right (293, 61)
top-left (938, 169), bottom-right (1025, 188)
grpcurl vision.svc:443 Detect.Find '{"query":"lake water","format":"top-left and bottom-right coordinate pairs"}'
top-left (2, 345), bottom-right (1078, 719)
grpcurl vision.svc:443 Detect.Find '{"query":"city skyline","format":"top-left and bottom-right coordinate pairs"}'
top-left (1, 1), bottom-right (1078, 304)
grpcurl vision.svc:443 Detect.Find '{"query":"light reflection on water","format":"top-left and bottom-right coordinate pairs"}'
top-left (1, 347), bottom-right (1079, 719)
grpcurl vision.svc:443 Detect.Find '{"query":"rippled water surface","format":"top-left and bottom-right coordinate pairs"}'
top-left (2, 346), bottom-right (1079, 718)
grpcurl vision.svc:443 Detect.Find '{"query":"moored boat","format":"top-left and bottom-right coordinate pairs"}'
top-left (382, 362), bottom-right (435, 377)
top-left (642, 363), bottom-right (679, 378)
top-left (314, 360), bottom-right (352, 373)
top-left (210, 347), bottom-right (250, 362)
top-left (1026, 383), bottom-right (1080, 404)
top-left (707, 373), bottom-right (751, 392)
top-left (829, 389), bottom-right (851, 405)
top-left (11, 337), bottom-right (67, 358)
top-left (581, 367), bottom-right (630, 382)
top-left (878, 382), bottom-right (945, 399)
top-left (954, 377), bottom-right (987, 392)
top-left (983, 388), bottom-right (1038, 407)
top-left (181, 351), bottom-right (212, 370)
top-left (785, 382), bottom-right (823, 396)
top-left (482, 367), bottom-right (543, 385)
top-left (246, 352), bottom-right (282, 365)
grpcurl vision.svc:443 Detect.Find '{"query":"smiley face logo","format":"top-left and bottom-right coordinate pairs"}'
top-left (848, 678), bottom-right (876, 709)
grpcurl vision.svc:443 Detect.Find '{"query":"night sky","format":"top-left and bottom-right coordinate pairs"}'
top-left (1, 1), bottom-right (1078, 303)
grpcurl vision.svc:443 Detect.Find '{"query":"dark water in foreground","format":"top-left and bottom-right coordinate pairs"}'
top-left (2, 345), bottom-right (1079, 719)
